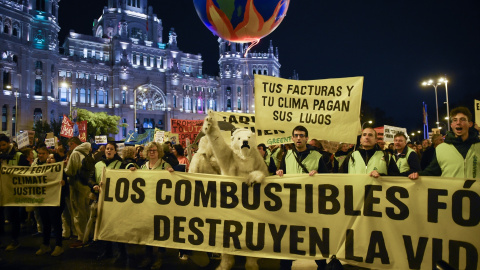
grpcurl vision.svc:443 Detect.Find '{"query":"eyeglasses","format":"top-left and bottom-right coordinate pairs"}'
top-left (148, 149), bottom-right (158, 153)
top-left (292, 134), bottom-right (306, 138)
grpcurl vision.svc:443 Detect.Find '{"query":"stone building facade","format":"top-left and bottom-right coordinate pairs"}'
top-left (0, 0), bottom-right (280, 141)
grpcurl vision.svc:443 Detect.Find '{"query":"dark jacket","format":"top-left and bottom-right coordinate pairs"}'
top-left (0, 145), bottom-right (30, 166)
top-left (339, 145), bottom-right (400, 176)
top-left (420, 127), bottom-right (480, 176)
top-left (393, 147), bottom-right (421, 176)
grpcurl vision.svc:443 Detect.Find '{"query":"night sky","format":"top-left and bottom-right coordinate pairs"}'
top-left (58, 0), bottom-right (480, 134)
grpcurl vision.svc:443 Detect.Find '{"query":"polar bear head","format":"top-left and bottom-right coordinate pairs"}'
top-left (230, 128), bottom-right (257, 160)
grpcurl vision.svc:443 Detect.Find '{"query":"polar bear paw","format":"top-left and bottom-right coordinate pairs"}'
top-left (246, 170), bottom-right (265, 186)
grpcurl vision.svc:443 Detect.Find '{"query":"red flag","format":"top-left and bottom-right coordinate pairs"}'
top-left (77, 120), bottom-right (88, 142)
top-left (60, 115), bottom-right (74, 138)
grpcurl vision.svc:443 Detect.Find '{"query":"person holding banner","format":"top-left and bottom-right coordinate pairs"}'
top-left (339, 128), bottom-right (400, 177)
top-left (0, 134), bottom-right (30, 251)
top-left (64, 137), bottom-right (93, 248)
top-left (409, 107), bottom-right (480, 179)
top-left (35, 149), bottom-right (67, 256)
top-left (392, 133), bottom-right (421, 176)
top-left (89, 142), bottom-right (126, 262)
top-left (420, 134), bottom-right (444, 170)
top-left (31, 146), bottom-right (50, 237)
top-left (332, 143), bottom-right (351, 173)
top-left (276, 126), bottom-right (328, 177)
top-left (133, 141), bottom-right (173, 269)
top-left (275, 126), bottom-right (328, 270)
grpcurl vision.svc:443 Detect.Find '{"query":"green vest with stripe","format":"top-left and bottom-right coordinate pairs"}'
top-left (285, 149), bottom-right (322, 174)
top-left (94, 160), bottom-right (122, 183)
top-left (395, 147), bottom-right (415, 173)
top-left (348, 150), bottom-right (389, 175)
top-left (436, 142), bottom-right (480, 178)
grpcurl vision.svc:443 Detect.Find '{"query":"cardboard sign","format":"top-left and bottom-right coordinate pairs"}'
top-left (95, 135), bottom-right (107, 144)
top-left (170, 119), bottom-right (203, 147)
top-left (254, 75), bottom-right (363, 144)
top-left (383, 125), bottom-right (408, 143)
top-left (17, 132), bottom-right (30, 149)
top-left (155, 130), bottom-right (165, 143)
top-left (45, 138), bottom-right (55, 148)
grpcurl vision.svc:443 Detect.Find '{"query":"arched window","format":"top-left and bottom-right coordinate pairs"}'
top-left (35, 79), bottom-right (42, 95)
top-left (3, 21), bottom-right (10, 34)
top-left (197, 98), bottom-right (203, 112)
top-left (58, 86), bottom-right (68, 102)
top-left (52, 2), bottom-right (57, 17)
top-left (173, 95), bottom-right (177, 108)
top-left (12, 27), bottom-right (18, 37)
top-left (34, 108), bottom-right (42, 122)
top-left (122, 91), bottom-right (126, 104)
top-left (35, 61), bottom-right (43, 70)
top-left (183, 97), bottom-right (191, 111)
top-left (98, 90), bottom-right (104, 104)
top-left (36, 0), bottom-right (45, 11)
top-left (2, 105), bottom-right (7, 131)
top-left (3, 71), bottom-right (11, 89)
top-left (208, 99), bottom-right (216, 110)
top-left (237, 98), bottom-right (241, 110)
top-left (263, 69), bottom-right (268, 75)
top-left (143, 118), bottom-right (153, 129)
top-left (226, 98), bottom-right (231, 111)
top-left (122, 118), bottom-right (127, 137)
top-left (80, 88), bottom-right (86, 103)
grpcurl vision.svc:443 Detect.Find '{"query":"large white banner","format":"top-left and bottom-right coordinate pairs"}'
top-left (212, 111), bottom-right (291, 146)
top-left (0, 163), bottom-right (63, 206)
top-left (254, 75), bottom-right (363, 144)
top-left (95, 170), bottom-right (479, 270)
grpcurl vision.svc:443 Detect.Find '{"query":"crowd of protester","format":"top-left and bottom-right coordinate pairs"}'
top-left (0, 106), bottom-right (479, 269)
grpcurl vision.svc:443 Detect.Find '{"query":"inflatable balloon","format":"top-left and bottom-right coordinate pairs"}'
top-left (193, 0), bottom-right (290, 43)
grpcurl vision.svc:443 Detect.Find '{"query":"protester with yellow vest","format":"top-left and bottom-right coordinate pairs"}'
top-left (132, 141), bottom-right (173, 270)
top-left (340, 128), bottom-right (400, 177)
top-left (409, 107), bottom-right (480, 179)
top-left (0, 134), bottom-right (30, 251)
top-left (275, 125), bottom-right (328, 270)
top-left (393, 133), bottom-right (421, 176)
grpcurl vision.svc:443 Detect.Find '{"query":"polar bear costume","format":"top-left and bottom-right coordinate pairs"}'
top-left (189, 136), bottom-right (221, 174)
top-left (202, 111), bottom-right (269, 270)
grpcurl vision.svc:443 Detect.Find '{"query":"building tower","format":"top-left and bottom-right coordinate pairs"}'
top-left (218, 39), bottom-right (280, 113)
